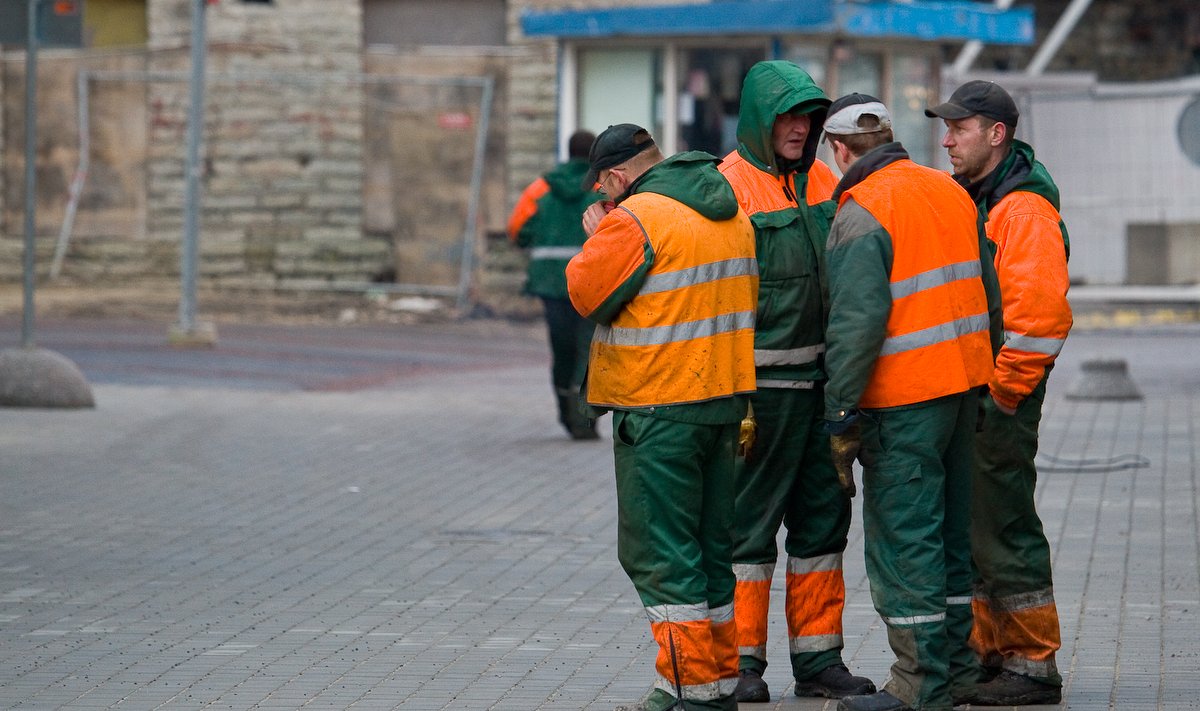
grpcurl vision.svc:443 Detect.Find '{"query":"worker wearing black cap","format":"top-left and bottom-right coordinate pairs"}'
top-left (927, 80), bottom-right (1071, 707)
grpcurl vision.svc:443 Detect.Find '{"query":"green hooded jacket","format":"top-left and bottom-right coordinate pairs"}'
top-left (516, 157), bottom-right (602, 298)
top-left (730, 60), bottom-right (834, 383)
top-left (619, 150), bottom-right (740, 219)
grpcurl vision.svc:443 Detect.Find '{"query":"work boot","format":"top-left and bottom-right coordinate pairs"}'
top-left (795, 663), bottom-right (876, 699)
top-left (734, 668), bottom-right (770, 702)
top-left (569, 421), bottom-right (600, 440)
top-left (968, 669), bottom-right (1062, 706)
top-left (837, 690), bottom-right (913, 711)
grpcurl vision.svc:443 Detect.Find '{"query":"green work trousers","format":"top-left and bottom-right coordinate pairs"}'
top-left (859, 393), bottom-right (979, 711)
top-left (972, 377), bottom-right (1062, 685)
top-left (613, 410), bottom-right (739, 711)
top-left (542, 297), bottom-right (594, 431)
top-left (731, 387), bottom-right (850, 679)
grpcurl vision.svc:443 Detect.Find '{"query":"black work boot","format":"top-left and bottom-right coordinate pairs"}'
top-left (795, 663), bottom-right (876, 699)
top-left (968, 669), bottom-right (1062, 706)
top-left (837, 690), bottom-right (913, 711)
top-left (734, 668), bottom-right (770, 702)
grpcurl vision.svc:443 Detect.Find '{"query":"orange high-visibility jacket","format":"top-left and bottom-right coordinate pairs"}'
top-left (836, 158), bottom-right (995, 409)
top-left (566, 193), bottom-right (758, 410)
top-left (719, 153), bottom-right (838, 214)
top-left (985, 190), bottom-right (1072, 410)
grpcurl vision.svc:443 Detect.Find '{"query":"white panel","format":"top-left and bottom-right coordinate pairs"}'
top-left (1024, 87), bottom-right (1200, 285)
top-left (578, 49), bottom-right (656, 137)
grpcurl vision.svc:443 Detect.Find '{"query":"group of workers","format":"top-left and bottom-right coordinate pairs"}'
top-left (508, 61), bottom-right (1072, 711)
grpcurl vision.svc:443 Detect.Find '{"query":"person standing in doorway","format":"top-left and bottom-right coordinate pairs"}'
top-left (566, 123), bottom-right (758, 711)
top-left (926, 80), bottom-right (1071, 707)
top-left (717, 60), bottom-right (875, 704)
top-left (821, 93), bottom-right (1003, 711)
top-left (507, 130), bottom-right (603, 439)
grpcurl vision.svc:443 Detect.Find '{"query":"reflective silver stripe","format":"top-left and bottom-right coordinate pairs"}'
top-left (756, 379), bottom-right (815, 390)
top-left (1004, 331), bottom-right (1066, 356)
top-left (946, 596), bottom-right (973, 606)
top-left (594, 310), bottom-right (755, 347)
top-left (641, 257), bottom-right (759, 295)
top-left (1004, 656), bottom-right (1060, 679)
top-left (883, 612), bottom-right (945, 625)
top-left (739, 644), bottom-right (767, 660)
top-left (645, 602), bottom-right (709, 624)
top-left (654, 676), bottom-right (737, 701)
top-left (789, 633), bottom-right (843, 655)
top-left (529, 246), bottom-right (581, 260)
top-left (709, 603), bottom-right (735, 625)
top-left (787, 552), bottom-right (842, 576)
top-left (733, 563), bottom-right (775, 582)
top-left (890, 260), bottom-right (981, 300)
top-left (880, 313), bottom-right (990, 357)
top-left (754, 343), bottom-right (825, 367)
top-left (975, 586), bottom-right (1056, 613)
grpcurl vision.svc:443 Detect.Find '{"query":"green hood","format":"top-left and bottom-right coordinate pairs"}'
top-left (623, 151), bottom-right (739, 221)
top-left (543, 157), bottom-right (593, 200)
top-left (735, 60), bottom-right (830, 177)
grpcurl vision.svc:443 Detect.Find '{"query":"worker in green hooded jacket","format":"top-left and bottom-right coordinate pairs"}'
top-left (717, 60), bottom-right (875, 703)
top-left (507, 130), bottom-right (604, 439)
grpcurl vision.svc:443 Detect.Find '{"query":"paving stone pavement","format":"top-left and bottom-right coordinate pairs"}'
top-left (0, 320), bottom-right (1197, 710)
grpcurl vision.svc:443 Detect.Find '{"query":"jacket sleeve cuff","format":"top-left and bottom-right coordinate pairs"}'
top-left (822, 409), bottom-right (859, 435)
top-left (988, 384), bottom-right (1022, 412)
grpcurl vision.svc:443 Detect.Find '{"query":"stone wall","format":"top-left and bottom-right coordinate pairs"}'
top-left (142, 0), bottom-right (382, 288)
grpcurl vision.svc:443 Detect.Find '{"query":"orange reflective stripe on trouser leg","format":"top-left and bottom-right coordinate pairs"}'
top-left (970, 589), bottom-right (1062, 679)
top-left (785, 553), bottom-right (845, 654)
top-left (710, 603), bottom-right (739, 683)
top-left (648, 604), bottom-right (738, 700)
top-left (733, 563), bottom-right (774, 660)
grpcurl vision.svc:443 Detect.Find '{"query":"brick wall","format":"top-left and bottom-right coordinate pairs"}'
top-left (143, 0), bottom-right (384, 288)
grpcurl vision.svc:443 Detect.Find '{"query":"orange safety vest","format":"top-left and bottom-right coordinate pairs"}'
top-left (580, 192), bottom-right (759, 409)
top-left (718, 153), bottom-right (838, 212)
top-left (841, 160), bottom-right (993, 409)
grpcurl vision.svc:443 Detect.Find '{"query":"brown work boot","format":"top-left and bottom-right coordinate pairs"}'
top-left (795, 663), bottom-right (876, 699)
top-left (967, 670), bottom-right (1062, 706)
top-left (734, 668), bottom-right (770, 702)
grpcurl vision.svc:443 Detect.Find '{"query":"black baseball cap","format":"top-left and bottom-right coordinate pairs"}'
top-left (924, 80), bottom-right (1019, 127)
top-left (581, 123), bottom-right (656, 189)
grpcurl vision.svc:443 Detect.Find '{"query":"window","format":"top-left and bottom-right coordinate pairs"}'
top-left (578, 48), bottom-right (661, 141)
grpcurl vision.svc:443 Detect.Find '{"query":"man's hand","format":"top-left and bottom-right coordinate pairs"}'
top-left (991, 393), bottom-right (1017, 416)
top-left (582, 200), bottom-right (616, 237)
top-left (829, 422), bottom-right (861, 498)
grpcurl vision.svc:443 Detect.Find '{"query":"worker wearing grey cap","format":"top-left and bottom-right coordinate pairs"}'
top-left (821, 93), bottom-right (1003, 711)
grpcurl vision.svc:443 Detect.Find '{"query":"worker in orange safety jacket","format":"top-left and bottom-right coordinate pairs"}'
top-left (821, 93), bottom-right (1003, 711)
top-left (566, 123), bottom-right (758, 711)
top-left (926, 79), bottom-right (1072, 707)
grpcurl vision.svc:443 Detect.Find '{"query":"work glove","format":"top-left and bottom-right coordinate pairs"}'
top-left (737, 402), bottom-right (756, 460)
top-left (829, 422), bottom-right (861, 498)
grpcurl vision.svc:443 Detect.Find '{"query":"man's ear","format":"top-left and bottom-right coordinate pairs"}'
top-left (989, 121), bottom-right (1008, 148)
top-left (609, 167), bottom-right (632, 195)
